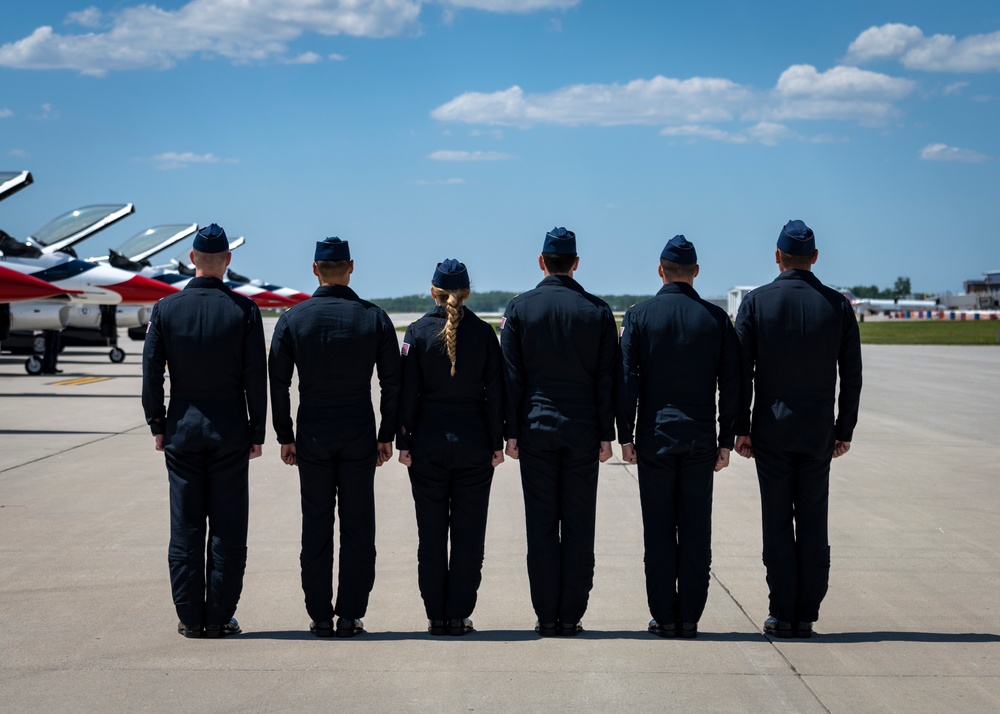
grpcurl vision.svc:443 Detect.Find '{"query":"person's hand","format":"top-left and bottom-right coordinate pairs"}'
top-left (249, 444), bottom-right (263, 460)
top-left (505, 438), bottom-right (519, 460)
top-left (491, 450), bottom-right (505, 468)
top-left (735, 435), bottom-right (753, 459)
top-left (154, 434), bottom-right (164, 452)
top-left (281, 443), bottom-right (297, 466)
top-left (620, 442), bottom-right (637, 465)
top-left (398, 449), bottom-right (412, 467)
top-left (714, 447), bottom-right (731, 472)
top-left (376, 442), bottom-right (393, 466)
top-left (833, 440), bottom-right (851, 458)
top-left (598, 441), bottom-right (613, 463)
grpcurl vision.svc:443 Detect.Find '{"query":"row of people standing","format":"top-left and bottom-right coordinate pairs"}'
top-left (142, 220), bottom-right (862, 641)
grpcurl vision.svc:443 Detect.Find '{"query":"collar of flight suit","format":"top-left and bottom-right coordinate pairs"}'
top-left (536, 273), bottom-right (586, 294)
top-left (775, 268), bottom-right (821, 286)
top-left (183, 276), bottom-right (228, 290)
top-left (311, 284), bottom-right (361, 300)
top-left (656, 281), bottom-right (700, 298)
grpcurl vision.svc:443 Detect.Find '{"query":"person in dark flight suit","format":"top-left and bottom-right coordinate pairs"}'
top-left (396, 259), bottom-right (504, 636)
top-left (501, 227), bottom-right (617, 637)
top-left (734, 220), bottom-right (862, 639)
top-left (268, 237), bottom-right (400, 638)
top-left (142, 223), bottom-right (267, 639)
top-left (617, 235), bottom-right (739, 639)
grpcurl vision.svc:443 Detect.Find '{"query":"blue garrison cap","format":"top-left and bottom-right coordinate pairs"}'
top-left (542, 227), bottom-right (577, 255)
top-left (193, 223), bottom-right (229, 253)
top-left (660, 234), bottom-right (697, 265)
top-left (432, 258), bottom-right (470, 290)
top-left (315, 237), bottom-right (350, 261)
top-left (777, 220), bottom-right (815, 256)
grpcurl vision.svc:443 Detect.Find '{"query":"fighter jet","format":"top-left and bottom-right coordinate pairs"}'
top-left (839, 289), bottom-right (939, 315)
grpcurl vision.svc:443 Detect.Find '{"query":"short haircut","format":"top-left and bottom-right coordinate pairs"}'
top-left (541, 252), bottom-right (576, 274)
top-left (191, 249), bottom-right (229, 271)
top-left (659, 258), bottom-right (698, 281)
top-left (778, 250), bottom-right (814, 270)
top-left (315, 259), bottom-right (351, 279)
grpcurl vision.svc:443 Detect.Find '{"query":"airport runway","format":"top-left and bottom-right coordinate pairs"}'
top-left (1, 324), bottom-right (999, 713)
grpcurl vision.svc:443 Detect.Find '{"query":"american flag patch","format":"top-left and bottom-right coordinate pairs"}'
top-left (401, 342), bottom-right (410, 356)
top-left (500, 317), bottom-right (507, 330)
top-left (619, 326), bottom-right (624, 337)
top-left (146, 321), bottom-right (152, 334)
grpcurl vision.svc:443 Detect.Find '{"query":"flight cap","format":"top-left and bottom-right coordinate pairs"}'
top-left (315, 236), bottom-right (350, 261)
top-left (542, 226), bottom-right (577, 255)
top-left (432, 258), bottom-right (470, 290)
top-left (193, 223), bottom-right (229, 253)
top-left (660, 234), bottom-right (697, 264)
top-left (777, 220), bottom-right (815, 255)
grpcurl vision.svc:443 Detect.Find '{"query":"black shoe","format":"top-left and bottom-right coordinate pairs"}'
top-left (534, 621), bottom-right (558, 637)
top-left (795, 621), bottom-right (814, 639)
top-left (678, 622), bottom-right (698, 639)
top-left (448, 618), bottom-right (474, 636)
top-left (428, 619), bottom-right (448, 636)
top-left (558, 621), bottom-right (583, 637)
top-left (335, 617), bottom-right (365, 638)
top-left (205, 618), bottom-right (241, 638)
top-left (648, 619), bottom-right (676, 638)
top-left (41, 369), bottom-right (63, 375)
top-left (177, 622), bottom-right (203, 639)
top-left (763, 617), bottom-right (795, 639)
top-left (310, 620), bottom-right (335, 638)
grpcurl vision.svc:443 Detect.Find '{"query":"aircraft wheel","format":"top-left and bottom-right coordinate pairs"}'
top-left (25, 355), bottom-right (43, 375)
top-left (109, 347), bottom-right (126, 363)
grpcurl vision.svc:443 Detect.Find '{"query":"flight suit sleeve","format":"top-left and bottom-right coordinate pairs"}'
top-left (141, 302), bottom-right (167, 435)
top-left (483, 324), bottom-right (504, 450)
top-left (375, 310), bottom-right (401, 444)
top-left (834, 305), bottom-right (863, 442)
top-left (396, 324), bottom-right (419, 452)
top-left (267, 314), bottom-right (296, 445)
top-left (716, 316), bottom-right (740, 449)
top-left (733, 297), bottom-right (756, 435)
top-left (596, 306), bottom-right (618, 443)
top-left (616, 309), bottom-right (639, 445)
top-left (244, 303), bottom-right (268, 445)
top-left (499, 303), bottom-right (523, 440)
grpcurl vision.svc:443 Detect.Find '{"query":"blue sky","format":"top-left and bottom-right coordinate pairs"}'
top-left (1, 0), bottom-right (998, 300)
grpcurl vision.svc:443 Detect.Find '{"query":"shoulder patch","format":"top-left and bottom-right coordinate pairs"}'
top-left (401, 342), bottom-right (410, 356)
top-left (500, 316), bottom-right (507, 330)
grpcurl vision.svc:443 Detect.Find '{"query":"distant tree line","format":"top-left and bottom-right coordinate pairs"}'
top-left (841, 277), bottom-right (928, 299)
top-left (371, 291), bottom-right (654, 313)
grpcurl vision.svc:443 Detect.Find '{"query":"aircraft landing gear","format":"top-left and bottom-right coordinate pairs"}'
top-left (109, 346), bottom-right (126, 363)
top-left (25, 355), bottom-right (43, 375)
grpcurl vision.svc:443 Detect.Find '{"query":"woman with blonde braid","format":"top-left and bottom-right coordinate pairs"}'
top-left (397, 259), bottom-right (504, 636)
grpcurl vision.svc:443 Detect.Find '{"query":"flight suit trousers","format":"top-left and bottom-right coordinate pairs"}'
top-left (296, 435), bottom-right (377, 623)
top-left (408, 457), bottom-right (494, 621)
top-left (519, 446), bottom-right (599, 625)
top-left (165, 443), bottom-right (250, 628)
top-left (637, 448), bottom-right (715, 625)
top-left (754, 442), bottom-right (832, 623)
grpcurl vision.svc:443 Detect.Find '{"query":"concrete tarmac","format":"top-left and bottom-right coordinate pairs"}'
top-left (1, 325), bottom-right (999, 713)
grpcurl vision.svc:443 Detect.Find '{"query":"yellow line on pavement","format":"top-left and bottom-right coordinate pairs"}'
top-left (51, 377), bottom-right (110, 386)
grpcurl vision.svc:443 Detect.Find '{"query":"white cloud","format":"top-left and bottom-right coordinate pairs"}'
top-left (919, 143), bottom-right (989, 163)
top-left (0, 0), bottom-right (423, 75)
top-left (66, 7), bottom-right (105, 29)
top-left (428, 149), bottom-right (513, 160)
top-left (435, 0), bottom-right (579, 11)
top-left (9, 148), bottom-right (30, 157)
top-left (431, 77), bottom-right (751, 127)
top-left (0, 0), bottom-right (578, 75)
top-left (0, 108), bottom-right (12, 119)
top-left (432, 65), bottom-right (915, 140)
top-left (286, 52), bottom-right (322, 64)
top-left (329, 53), bottom-right (347, 61)
top-left (846, 24), bottom-right (1000, 72)
top-left (768, 64), bottom-right (915, 122)
top-left (943, 81), bottom-right (969, 95)
top-left (149, 151), bottom-right (238, 170)
top-left (660, 122), bottom-right (792, 146)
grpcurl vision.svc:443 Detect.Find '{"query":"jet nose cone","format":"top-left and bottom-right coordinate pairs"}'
top-left (0, 266), bottom-right (70, 301)
top-left (102, 274), bottom-right (180, 303)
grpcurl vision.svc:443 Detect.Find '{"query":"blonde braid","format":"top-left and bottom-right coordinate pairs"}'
top-left (432, 286), bottom-right (470, 377)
